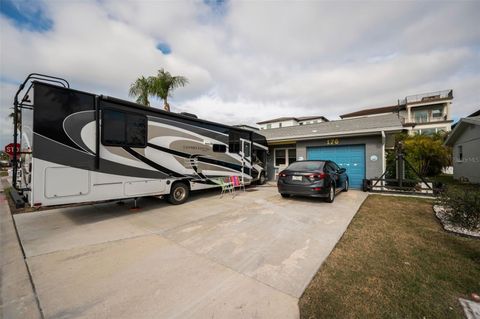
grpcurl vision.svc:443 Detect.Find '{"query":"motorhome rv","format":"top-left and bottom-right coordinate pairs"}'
top-left (11, 74), bottom-right (268, 207)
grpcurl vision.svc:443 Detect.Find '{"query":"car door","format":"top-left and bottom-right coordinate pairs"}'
top-left (324, 162), bottom-right (338, 188)
top-left (330, 161), bottom-right (347, 189)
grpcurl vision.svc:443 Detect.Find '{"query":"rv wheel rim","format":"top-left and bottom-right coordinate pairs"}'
top-left (174, 187), bottom-right (186, 201)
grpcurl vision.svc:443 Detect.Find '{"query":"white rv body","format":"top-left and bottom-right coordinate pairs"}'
top-left (13, 78), bottom-right (268, 207)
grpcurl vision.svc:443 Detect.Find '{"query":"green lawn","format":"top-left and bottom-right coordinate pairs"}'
top-left (299, 195), bottom-right (480, 319)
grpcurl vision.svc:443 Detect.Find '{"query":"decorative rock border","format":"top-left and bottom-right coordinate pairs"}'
top-left (433, 205), bottom-right (480, 238)
top-left (459, 298), bottom-right (480, 319)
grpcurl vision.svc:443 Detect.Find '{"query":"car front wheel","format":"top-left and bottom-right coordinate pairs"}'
top-left (343, 179), bottom-right (349, 192)
top-left (325, 184), bottom-right (335, 203)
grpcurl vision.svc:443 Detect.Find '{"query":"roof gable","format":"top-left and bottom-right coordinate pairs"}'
top-left (445, 116), bottom-right (480, 146)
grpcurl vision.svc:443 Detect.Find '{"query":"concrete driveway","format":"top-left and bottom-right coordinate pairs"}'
top-left (13, 185), bottom-right (367, 319)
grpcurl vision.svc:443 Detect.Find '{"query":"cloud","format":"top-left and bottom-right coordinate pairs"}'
top-left (0, 0), bottom-right (479, 146)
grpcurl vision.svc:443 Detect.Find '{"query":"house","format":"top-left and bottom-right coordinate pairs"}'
top-left (257, 89), bottom-right (455, 187)
top-left (257, 116), bottom-right (329, 130)
top-left (340, 89), bottom-right (453, 135)
top-left (260, 113), bottom-right (404, 188)
top-left (444, 110), bottom-right (480, 184)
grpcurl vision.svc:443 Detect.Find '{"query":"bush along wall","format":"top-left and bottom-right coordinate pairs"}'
top-left (436, 185), bottom-right (480, 231)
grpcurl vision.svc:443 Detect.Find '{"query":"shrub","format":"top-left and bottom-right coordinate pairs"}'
top-left (386, 133), bottom-right (451, 179)
top-left (437, 185), bottom-right (480, 231)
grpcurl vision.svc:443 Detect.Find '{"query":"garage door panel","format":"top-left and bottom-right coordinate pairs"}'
top-left (307, 145), bottom-right (365, 189)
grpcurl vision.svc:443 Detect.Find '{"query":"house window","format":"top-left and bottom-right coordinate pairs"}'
top-left (102, 109), bottom-right (147, 147)
top-left (266, 123), bottom-right (272, 129)
top-left (414, 111), bottom-right (428, 123)
top-left (288, 149), bottom-right (296, 164)
top-left (274, 148), bottom-right (296, 166)
top-left (279, 123), bottom-right (282, 128)
top-left (421, 128), bottom-right (436, 135)
top-left (458, 145), bottom-right (463, 161)
top-left (432, 108), bottom-right (443, 119)
top-left (275, 149), bottom-right (286, 166)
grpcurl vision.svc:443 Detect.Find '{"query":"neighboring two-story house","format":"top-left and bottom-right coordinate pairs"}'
top-left (256, 89), bottom-right (453, 185)
top-left (257, 116), bottom-right (329, 130)
top-left (340, 89), bottom-right (453, 135)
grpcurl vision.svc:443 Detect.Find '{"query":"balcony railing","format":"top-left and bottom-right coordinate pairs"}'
top-left (398, 89), bottom-right (453, 105)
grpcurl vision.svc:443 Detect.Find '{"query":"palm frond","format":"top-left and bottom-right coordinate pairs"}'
top-left (128, 76), bottom-right (151, 106)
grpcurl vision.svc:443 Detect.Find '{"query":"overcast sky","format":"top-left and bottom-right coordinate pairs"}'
top-left (1, 0), bottom-right (479, 147)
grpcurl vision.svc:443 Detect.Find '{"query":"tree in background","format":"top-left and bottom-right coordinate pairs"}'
top-left (149, 68), bottom-right (188, 112)
top-left (128, 76), bottom-right (151, 106)
top-left (128, 69), bottom-right (188, 111)
top-left (0, 151), bottom-right (9, 161)
top-left (9, 110), bottom-right (21, 131)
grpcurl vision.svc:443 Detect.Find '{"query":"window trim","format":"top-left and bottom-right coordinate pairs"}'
top-left (101, 108), bottom-right (148, 148)
top-left (274, 147), bottom-right (296, 167)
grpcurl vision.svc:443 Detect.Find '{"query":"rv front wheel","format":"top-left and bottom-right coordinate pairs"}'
top-left (258, 172), bottom-right (266, 185)
top-left (168, 182), bottom-right (189, 205)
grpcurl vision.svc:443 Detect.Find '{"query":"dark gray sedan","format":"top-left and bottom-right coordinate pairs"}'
top-left (277, 160), bottom-right (349, 203)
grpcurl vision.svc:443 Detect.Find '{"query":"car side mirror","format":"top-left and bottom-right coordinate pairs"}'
top-left (338, 168), bottom-right (346, 173)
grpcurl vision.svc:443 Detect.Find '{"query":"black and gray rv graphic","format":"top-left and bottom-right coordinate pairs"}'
top-left (11, 73), bottom-right (268, 207)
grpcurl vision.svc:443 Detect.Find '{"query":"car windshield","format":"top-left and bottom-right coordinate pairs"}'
top-left (286, 161), bottom-right (324, 171)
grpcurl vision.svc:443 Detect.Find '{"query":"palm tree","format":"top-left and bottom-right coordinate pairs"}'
top-left (128, 76), bottom-right (151, 106)
top-left (149, 68), bottom-right (188, 112)
top-left (9, 110), bottom-right (21, 130)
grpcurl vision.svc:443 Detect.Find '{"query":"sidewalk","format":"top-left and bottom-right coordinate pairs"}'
top-left (0, 178), bottom-right (42, 319)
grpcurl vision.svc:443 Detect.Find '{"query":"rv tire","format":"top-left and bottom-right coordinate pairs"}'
top-left (167, 182), bottom-right (190, 205)
top-left (258, 172), bottom-right (266, 185)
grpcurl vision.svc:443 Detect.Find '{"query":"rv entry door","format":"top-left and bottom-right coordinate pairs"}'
top-left (240, 139), bottom-right (252, 163)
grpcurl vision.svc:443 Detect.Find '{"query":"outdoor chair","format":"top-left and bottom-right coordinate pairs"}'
top-left (230, 175), bottom-right (245, 192)
top-left (211, 177), bottom-right (235, 198)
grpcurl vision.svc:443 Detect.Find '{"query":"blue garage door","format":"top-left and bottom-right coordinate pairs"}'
top-left (307, 145), bottom-right (365, 188)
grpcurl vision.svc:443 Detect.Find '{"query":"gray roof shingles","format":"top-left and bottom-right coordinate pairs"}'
top-left (259, 113), bottom-right (403, 141)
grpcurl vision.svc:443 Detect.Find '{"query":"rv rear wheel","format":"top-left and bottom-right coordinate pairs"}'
top-left (168, 182), bottom-right (189, 205)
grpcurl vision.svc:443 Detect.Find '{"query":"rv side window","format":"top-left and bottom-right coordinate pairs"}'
top-left (126, 113), bottom-right (147, 147)
top-left (212, 144), bottom-right (227, 153)
top-left (228, 132), bottom-right (241, 153)
top-left (102, 109), bottom-right (147, 148)
top-left (102, 110), bottom-right (126, 146)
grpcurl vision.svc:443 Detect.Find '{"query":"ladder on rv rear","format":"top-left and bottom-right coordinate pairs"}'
top-left (10, 73), bottom-right (70, 207)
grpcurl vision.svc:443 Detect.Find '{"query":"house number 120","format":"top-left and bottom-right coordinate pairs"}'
top-left (326, 139), bottom-right (339, 145)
